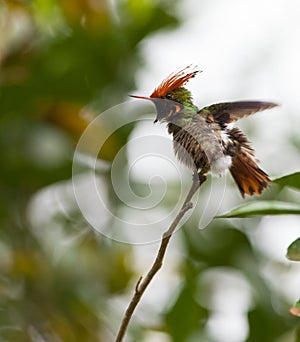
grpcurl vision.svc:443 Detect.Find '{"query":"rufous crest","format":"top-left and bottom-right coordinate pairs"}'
top-left (150, 66), bottom-right (199, 98)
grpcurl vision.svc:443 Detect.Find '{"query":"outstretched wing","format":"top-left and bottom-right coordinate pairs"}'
top-left (203, 101), bottom-right (278, 124)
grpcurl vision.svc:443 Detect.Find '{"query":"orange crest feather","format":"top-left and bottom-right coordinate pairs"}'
top-left (150, 66), bottom-right (199, 98)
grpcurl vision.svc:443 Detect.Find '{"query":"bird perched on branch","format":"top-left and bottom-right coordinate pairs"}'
top-left (130, 66), bottom-right (277, 197)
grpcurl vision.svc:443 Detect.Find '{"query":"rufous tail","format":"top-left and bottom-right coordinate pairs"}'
top-left (229, 152), bottom-right (271, 198)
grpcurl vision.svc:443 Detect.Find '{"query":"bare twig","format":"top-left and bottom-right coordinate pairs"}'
top-left (115, 173), bottom-right (207, 342)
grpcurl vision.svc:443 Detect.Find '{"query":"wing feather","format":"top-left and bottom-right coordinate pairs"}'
top-left (203, 101), bottom-right (278, 123)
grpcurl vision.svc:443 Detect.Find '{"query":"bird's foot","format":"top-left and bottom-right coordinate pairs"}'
top-left (193, 167), bottom-right (208, 185)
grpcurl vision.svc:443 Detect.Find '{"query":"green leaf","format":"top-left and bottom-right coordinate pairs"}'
top-left (296, 325), bottom-right (300, 342)
top-left (273, 172), bottom-right (300, 191)
top-left (216, 201), bottom-right (300, 218)
top-left (165, 275), bottom-right (208, 342)
top-left (290, 300), bottom-right (300, 317)
top-left (287, 238), bottom-right (300, 261)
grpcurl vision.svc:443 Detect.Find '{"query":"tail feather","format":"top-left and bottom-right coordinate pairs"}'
top-left (229, 152), bottom-right (270, 197)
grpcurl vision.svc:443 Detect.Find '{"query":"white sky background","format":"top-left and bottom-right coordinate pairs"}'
top-left (127, 1), bottom-right (300, 341)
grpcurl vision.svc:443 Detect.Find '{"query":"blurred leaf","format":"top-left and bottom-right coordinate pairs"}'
top-left (287, 238), bottom-right (300, 261)
top-left (289, 300), bottom-right (300, 317)
top-left (165, 275), bottom-right (208, 342)
top-left (217, 201), bottom-right (300, 218)
top-left (247, 305), bottom-right (291, 342)
top-left (41, 101), bottom-right (128, 161)
top-left (296, 323), bottom-right (300, 342)
top-left (119, 0), bottom-right (179, 45)
top-left (183, 224), bottom-right (254, 267)
top-left (274, 172), bottom-right (300, 191)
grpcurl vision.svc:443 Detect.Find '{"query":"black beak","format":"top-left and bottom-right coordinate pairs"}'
top-left (129, 95), bottom-right (152, 100)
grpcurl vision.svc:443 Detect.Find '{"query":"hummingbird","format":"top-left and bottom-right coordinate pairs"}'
top-left (130, 66), bottom-right (277, 197)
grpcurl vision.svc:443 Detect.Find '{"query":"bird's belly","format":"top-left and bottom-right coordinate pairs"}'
top-left (172, 129), bottom-right (207, 170)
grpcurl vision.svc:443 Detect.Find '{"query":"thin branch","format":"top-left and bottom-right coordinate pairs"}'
top-left (115, 173), bottom-right (207, 342)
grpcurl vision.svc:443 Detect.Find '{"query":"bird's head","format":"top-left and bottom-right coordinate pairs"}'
top-left (130, 66), bottom-right (200, 123)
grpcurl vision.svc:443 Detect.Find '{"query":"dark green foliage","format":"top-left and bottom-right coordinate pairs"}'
top-left (165, 265), bottom-right (208, 342)
top-left (247, 305), bottom-right (292, 342)
top-left (296, 325), bottom-right (300, 342)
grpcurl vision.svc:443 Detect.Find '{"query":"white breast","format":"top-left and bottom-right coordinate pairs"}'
top-left (210, 155), bottom-right (232, 177)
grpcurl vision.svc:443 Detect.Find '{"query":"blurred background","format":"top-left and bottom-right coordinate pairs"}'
top-left (1, 0), bottom-right (300, 341)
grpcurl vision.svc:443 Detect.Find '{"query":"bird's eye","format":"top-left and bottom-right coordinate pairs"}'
top-left (165, 93), bottom-right (172, 100)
